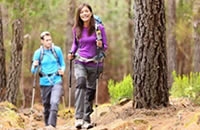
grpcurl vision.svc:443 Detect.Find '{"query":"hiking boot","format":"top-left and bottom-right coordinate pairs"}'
top-left (44, 125), bottom-right (56, 130)
top-left (82, 121), bottom-right (93, 129)
top-left (75, 119), bottom-right (83, 129)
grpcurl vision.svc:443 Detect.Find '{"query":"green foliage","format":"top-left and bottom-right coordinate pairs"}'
top-left (176, 0), bottom-right (193, 45)
top-left (170, 71), bottom-right (200, 104)
top-left (108, 74), bottom-right (133, 104)
top-left (1, 0), bottom-right (67, 77)
top-left (177, 0), bottom-right (193, 18)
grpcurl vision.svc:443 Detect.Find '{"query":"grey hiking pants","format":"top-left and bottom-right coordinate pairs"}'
top-left (74, 63), bottom-right (103, 123)
top-left (40, 82), bottom-right (63, 127)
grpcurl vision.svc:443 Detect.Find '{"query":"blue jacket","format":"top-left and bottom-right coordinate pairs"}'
top-left (31, 45), bottom-right (65, 86)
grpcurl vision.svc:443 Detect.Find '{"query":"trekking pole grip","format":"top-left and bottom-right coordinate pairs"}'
top-left (33, 73), bottom-right (37, 88)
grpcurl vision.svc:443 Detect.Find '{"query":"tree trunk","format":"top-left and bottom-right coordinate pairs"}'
top-left (4, 19), bottom-right (24, 105)
top-left (65, 0), bottom-right (76, 106)
top-left (167, 0), bottom-right (177, 88)
top-left (0, 5), bottom-right (7, 101)
top-left (193, 0), bottom-right (200, 72)
top-left (133, 0), bottom-right (169, 109)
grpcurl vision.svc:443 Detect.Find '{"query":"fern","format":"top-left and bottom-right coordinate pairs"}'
top-left (108, 74), bottom-right (133, 104)
top-left (170, 72), bottom-right (200, 104)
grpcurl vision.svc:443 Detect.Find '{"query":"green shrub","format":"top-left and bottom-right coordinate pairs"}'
top-left (170, 71), bottom-right (200, 104)
top-left (108, 74), bottom-right (133, 104)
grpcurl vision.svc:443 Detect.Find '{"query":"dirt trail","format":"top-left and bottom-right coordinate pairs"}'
top-left (1, 98), bottom-right (200, 130)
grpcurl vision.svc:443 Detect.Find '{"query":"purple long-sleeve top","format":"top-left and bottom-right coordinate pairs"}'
top-left (70, 24), bottom-right (108, 67)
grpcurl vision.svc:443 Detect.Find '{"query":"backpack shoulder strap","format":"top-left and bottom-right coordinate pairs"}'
top-left (51, 44), bottom-right (58, 60)
top-left (39, 44), bottom-right (59, 65)
top-left (95, 23), bottom-right (102, 41)
top-left (51, 44), bottom-right (60, 66)
top-left (39, 45), bottom-right (44, 65)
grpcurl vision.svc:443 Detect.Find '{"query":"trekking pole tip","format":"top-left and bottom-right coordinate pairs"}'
top-left (92, 122), bottom-right (97, 126)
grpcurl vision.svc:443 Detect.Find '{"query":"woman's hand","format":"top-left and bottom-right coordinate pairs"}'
top-left (68, 53), bottom-right (74, 60)
top-left (96, 40), bottom-right (103, 48)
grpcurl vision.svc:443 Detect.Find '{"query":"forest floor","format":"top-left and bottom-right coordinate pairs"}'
top-left (1, 97), bottom-right (200, 130)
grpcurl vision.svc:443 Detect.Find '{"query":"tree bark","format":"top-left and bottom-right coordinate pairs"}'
top-left (4, 19), bottom-right (24, 105)
top-left (193, 0), bottom-right (200, 72)
top-left (167, 0), bottom-right (177, 88)
top-left (0, 5), bottom-right (7, 101)
top-left (133, 0), bottom-right (169, 109)
top-left (65, 0), bottom-right (76, 106)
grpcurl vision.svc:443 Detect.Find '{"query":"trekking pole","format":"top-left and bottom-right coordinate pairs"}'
top-left (67, 59), bottom-right (73, 118)
top-left (94, 28), bottom-right (103, 126)
top-left (31, 72), bottom-right (37, 112)
top-left (29, 70), bottom-right (37, 127)
top-left (61, 75), bottom-right (66, 110)
top-left (94, 72), bottom-right (99, 126)
top-left (94, 48), bottom-right (101, 126)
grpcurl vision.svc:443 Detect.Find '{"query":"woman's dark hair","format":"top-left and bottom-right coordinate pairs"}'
top-left (73, 3), bottom-right (95, 39)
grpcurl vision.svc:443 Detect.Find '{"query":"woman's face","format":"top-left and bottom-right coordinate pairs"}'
top-left (80, 6), bottom-right (92, 23)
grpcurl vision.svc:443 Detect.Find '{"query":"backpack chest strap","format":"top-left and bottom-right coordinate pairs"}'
top-left (39, 71), bottom-right (59, 77)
